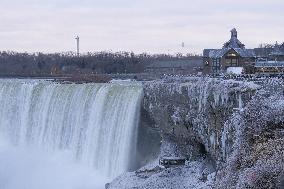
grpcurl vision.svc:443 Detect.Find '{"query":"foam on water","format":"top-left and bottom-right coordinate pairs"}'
top-left (0, 79), bottom-right (143, 189)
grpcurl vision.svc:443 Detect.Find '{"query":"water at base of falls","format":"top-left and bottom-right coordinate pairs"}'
top-left (0, 79), bottom-right (143, 189)
top-left (0, 141), bottom-right (110, 189)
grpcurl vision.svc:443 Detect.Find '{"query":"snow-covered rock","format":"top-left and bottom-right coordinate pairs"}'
top-left (109, 76), bottom-right (284, 188)
top-left (108, 160), bottom-right (215, 189)
top-left (142, 76), bottom-right (260, 161)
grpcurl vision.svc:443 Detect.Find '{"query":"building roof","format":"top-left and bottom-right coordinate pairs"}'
top-left (206, 28), bottom-right (255, 59)
top-left (209, 48), bottom-right (255, 58)
top-left (208, 49), bottom-right (227, 58)
top-left (203, 49), bottom-right (215, 57)
top-left (223, 28), bottom-right (245, 49)
top-left (253, 48), bottom-right (274, 58)
top-left (270, 44), bottom-right (284, 56)
top-left (203, 29), bottom-right (283, 60)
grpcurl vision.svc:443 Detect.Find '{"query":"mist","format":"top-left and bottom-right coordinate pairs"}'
top-left (0, 138), bottom-right (110, 189)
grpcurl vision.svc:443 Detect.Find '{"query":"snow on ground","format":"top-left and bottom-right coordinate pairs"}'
top-left (108, 160), bottom-right (215, 189)
top-left (226, 67), bottom-right (243, 75)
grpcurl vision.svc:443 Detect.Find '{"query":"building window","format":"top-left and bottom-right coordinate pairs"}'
top-left (212, 58), bottom-right (221, 73)
top-left (225, 58), bottom-right (239, 67)
top-left (227, 52), bottom-right (237, 57)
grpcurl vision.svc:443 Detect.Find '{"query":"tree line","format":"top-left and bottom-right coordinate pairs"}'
top-left (0, 51), bottom-right (200, 76)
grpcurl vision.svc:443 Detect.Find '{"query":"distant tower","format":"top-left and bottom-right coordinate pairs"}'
top-left (181, 42), bottom-right (185, 48)
top-left (75, 36), bottom-right (80, 56)
top-left (231, 28), bottom-right (238, 38)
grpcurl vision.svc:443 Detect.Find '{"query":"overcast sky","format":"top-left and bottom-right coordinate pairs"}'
top-left (0, 0), bottom-right (283, 54)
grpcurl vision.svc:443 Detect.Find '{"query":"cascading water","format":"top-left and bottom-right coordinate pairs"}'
top-left (0, 79), bottom-right (143, 189)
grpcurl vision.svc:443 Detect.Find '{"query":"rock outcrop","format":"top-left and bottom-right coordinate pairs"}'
top-left (109, 76), bottom-right (284, 189)
top-left (142, 77), bottom-right (259, 161)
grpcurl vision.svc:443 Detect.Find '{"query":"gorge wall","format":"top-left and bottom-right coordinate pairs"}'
top-left (132, 76), bottom-right (284, 188)
top-left (142, 77), bottom-right (260, 161)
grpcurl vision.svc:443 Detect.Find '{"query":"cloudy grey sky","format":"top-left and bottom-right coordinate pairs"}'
top-left (0, 0), bottom-right (283, 54)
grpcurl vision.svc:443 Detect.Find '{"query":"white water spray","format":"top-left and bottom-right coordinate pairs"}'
top-left (0, 79), bottom-right (143, 188)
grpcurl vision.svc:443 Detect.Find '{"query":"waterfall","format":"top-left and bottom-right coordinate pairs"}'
top-left (0, 79), bottom-right (143, 178)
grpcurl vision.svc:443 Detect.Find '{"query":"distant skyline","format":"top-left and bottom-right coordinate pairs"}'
top-left (0, 0), bottom-right (283, 54)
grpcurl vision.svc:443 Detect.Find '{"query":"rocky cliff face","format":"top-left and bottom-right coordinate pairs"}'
top-left (109, 77), bottom-right (284, 189)
top-left (142, 77), bottom-right (259, 161)
top-left (215, 90), bottom-right (284, 188)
